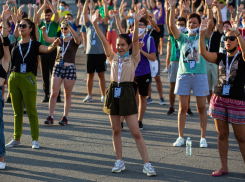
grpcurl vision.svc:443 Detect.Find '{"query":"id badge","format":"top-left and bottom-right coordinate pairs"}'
top-left (222, 84), bottom-right (231, 95)
top-left (110, 29), bottom-right (112, 33)
top-left (92, 39), bottom-right (96, 45)
top-left (114, 86), bottom-right (122, 98)
top-left (20, 63), bottom-right (27, 73)
top-left (176, 51), bottom-right (180, 59)
top-left (189, 59), bottom-right (196, 70)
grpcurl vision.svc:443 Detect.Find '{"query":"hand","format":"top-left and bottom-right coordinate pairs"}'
top-left (137, 2), bottom-right (141, 8)
top-left (213, 0), bottom-right (219, 7)
top-left (28, 3), bottom-right (32, 9)
top-left (230, 20), bottom-right (239, 34)
top-left (200, 19), bottom-right (209, 32)
top-left (228, 5), bottom-right (235, 14)
top-left (2, 8), bottom-right (12, 20)
top-left (88, 3), bottom-right (93, 10)
top-left (237, 4), bottom-right (244, 13)
top-left (135, 9), bottom-right (144, 22)
top-left (17, 8), bottom-right (23, 21)
top-left (77, 0), bottom-right (83, 8)
top-left (201, 0), bottom-right (204, 5)
top-left (139, 41), bottom-right (145, 49)
top-left (91, 9), bottom-right (100, 24)
top-left (113, 0), bottom-right (117, 4)
top-left (212, 6), bottom-right (217, 14)
top-left (164, 1), bottom-right (170, 10)
top-left (142, 0), bottom-right (146, 6)
top-left (192, 0), bottom-right (196, 3)
top-left (40, 26), bottom-right (47, 31)
top-left (52, 38), bottom-right (62, 47)
top-left (2, 4), bottom-right (8, 11)
top-left (113, 10), bottom-right (118, 16)
top-left (168, 0), bottom-right (177, 7)
top-left (19, 4), bottom-right (25, 9)
top-left (32, 4), bottom-right (38, 9)
top-left (206, 0), bottom-right (213, 6)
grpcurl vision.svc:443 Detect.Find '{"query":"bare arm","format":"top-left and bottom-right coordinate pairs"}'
top-left (75, 2), bottom-right (83, 26)
top-left (83, 0), bottom-right (89, 24)
top-left (146, 0), bottom-right (151, 9)
top-left (145, 8), bottom-right (160, 32)
top-left (28, 4), bottom-right (32, 19)
top-left (225, 0), bottom-right (229, 9)
top-left (37, 1), bottom-right (47, 26)
top-left (232, 25), bottom-right (245, 61)
top-left (67, 21), bottom-right (80, 45)
top-left (150, 0), bottom-right (155, 9)
top-left (205, 0), bottom-right (214, 39)
top-left (214, 2), bottom-right (223, 34)
top-left (48, 0), bottom-right (60, 24)
top-left (115, 10), bottom-right (126, 34)
top-left (33, 4), bottom-right (38, 25)
top-left (169, 0), bottom-right (180, 40)
top-left (103, 0), bottom-right (109, 24)
top-left (157, 5), bottom-right (162, 20)
top-left (164, 1), bottom-right (171, 34)
top-left (132, 11), bottom-right (142, 57)
top-left (40, 26), bottom-right (56, 43)
top-left (191, 0), bottom-right (196, 13)
top-left (2, 10), bottom-right (11, 65)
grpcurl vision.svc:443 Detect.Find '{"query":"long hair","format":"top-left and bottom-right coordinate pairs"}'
top-left (117, 34), bottom-right (132, 55)
top-left (22, 19), bottom-right (37, 41)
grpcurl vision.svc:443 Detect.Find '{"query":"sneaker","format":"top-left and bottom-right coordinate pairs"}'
top-left (121, 122), bottom-right (123, 130)
top-left (5, 139), bottom-right (21, 148)
top-left (79, 44), bottom-right (84, 48)
top-left (186, 108), bottom-right (193, 116)
top-left (56, 95), bottom-right (62, 102)
top-left (6, 97), bottom-right (11, 103)
top-left (106, 59), bottom-right (110, 65)
top-left (44, 116), bottom-right (54, 125)
top-left (83, 95), bottom-right (93, 102)
top-left (143, 163), bottom-right (156, 176)
top-left (200, 138), bottom-right (208, 148)
top-left (162, 68), bottom-right (168, 73)
top-left (147, 97), bottom-right (153, 104)
top-left (59, 116), bottom-right (68, 126)
top-left (139, 121), bottom-right (143, 130)
top-left (111, 159), bottom-right (126, 173)
top-left (101, 95), bottom-right (105, 103)
top-left (173, 137), bottom-right (185, 147)
top-left (159, 98), bottom-right (166, 105)
top-left (0, 162), bottom-right (6, 169)
top-left (42, 95), bottom-right (49, 102)
top-left (167, 107), bottom-right (175, 115)
top-left (32, 140), bottom-right (40, 149)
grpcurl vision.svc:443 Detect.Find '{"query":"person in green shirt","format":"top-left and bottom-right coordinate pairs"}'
top-left (169, 0), bottom-right (213, 148)
top-left (36, 0), bottom-right (60, 102)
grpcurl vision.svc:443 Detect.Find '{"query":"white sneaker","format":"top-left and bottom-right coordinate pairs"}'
top-left (0, 162), bottom-right (6, 169)
top-left (32, 140), bottom-right (40, 149)
top-left (83, 95), bottom-right (93, 102)
top-left (162, 68), bottom-right (168, 73)
top-left (143, 163), bottom-right (156, 176)
top-left (5, 139), bottom-right (21, 148)
top-left (111, 159), bottom-right (125, 173)
top-left (101, 95), bottom-right (105, 103)
top-left (173, 137), bottom-right (185, 147)
top-left (78, 44), bottom-right (84, 48)
top-left (106, 59), bottom-right (110, 65)
top-left (200, 138), bottom-right (208, 148)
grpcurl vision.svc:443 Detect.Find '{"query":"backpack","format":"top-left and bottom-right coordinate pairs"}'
top-left (147, 36), bottom-right (158, 78)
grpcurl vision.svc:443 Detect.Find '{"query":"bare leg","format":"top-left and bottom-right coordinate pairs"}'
top-left (0, 156), bottom-right (4, 163)
top-left (63, 79), bottom-right (76, 117)
top-left (165, 41), bottom-right (171, 69)
top-left (136, 89), bottom-right (139, 107)
top-left (49, 77), bottom-right (63, 116)
top-left (148, 82), bottom-right (152, 98)
top-left (169, 82), bottom-right (176, 108)
top-left (196, 96), bottom-right (208, 138)
top-left (98, 71), bottom-right (106, 96)
top-left (81, 32), bottom-right (87, 51)
top-left (232, 124), bottom-right (245, 163)
top-left (125, 114), bottom-right (149, 163)
top-left (178, 95), bottom-right (189, 137)
top-left (120, 116), bottom-right (124, 123)
top-left (213, 119), bottom-right (229, 174)
top-left (138, 95), bottom-right (147, 122)
top-left (87, 73), bottom-right (94, 96)
top-left (154, 76), bottom-right (163, 99)
top-left (109, 115), bottom-right (122, 160)
top-left (207, 90), bottom-right (212, 104)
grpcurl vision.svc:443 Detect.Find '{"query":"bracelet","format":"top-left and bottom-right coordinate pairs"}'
top-left (236, 11), bottom-right (241, 14)
top-left (50, 44), bottom-right (57, 48)
top-left (236, 32), bottom-right (241, 37)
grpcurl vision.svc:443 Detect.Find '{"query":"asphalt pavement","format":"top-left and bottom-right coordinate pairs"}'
top-left (1, 41), bottom-right (245, 182)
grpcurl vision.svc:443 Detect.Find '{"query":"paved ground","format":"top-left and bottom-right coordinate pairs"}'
top-left (1, 39), bottom-right (245, 182)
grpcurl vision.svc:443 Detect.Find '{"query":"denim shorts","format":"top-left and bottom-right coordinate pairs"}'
top-left (174, 74), bottom-right (209, 96)
top-left (0, 87), bottom-right (5, 157)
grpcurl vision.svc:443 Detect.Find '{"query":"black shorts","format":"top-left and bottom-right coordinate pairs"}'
top-left (158, 24), bottom-right (164, 38)
top-left (133, 73), bottom-right (151, 96)
top-left (87, 54), bottom-right (107, 74)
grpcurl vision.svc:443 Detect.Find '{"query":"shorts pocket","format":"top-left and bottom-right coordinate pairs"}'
top-left (104, 87), bottom-right (112, 109)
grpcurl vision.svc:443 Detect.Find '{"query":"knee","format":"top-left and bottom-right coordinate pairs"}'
top-left (217, 132), bottom-right (229, 141)
top-left (112, 128), bottom-right (121, 137)
top-left (179, 105), bottom-right (188, 113)
top-left (234, 134), bottom-right (245, 143)
top-left (64, 91), bottom-right (72, 99)
top-left (197, 106), bottom-right (207, 114)
top-left (132, 131), bottom-right (142, 140)
top-left (50, 91), bottom-right (59, 98)
top-left (154, 76), bottom-right (161, 82)
top-left (98, 73), bottom-right (105, 80)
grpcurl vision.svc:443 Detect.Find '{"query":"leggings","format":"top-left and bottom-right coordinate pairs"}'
top-left (8, 72), bottom-right (39, 141)
top-left (0, 87), bottom-right (5, 157)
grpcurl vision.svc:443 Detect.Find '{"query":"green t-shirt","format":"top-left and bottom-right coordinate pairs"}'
top-left (169, 34), bottom-right (180, 61)
top-left (176, 32), bottom-right (209, 75)
top-left (38, 21), bottom-right (59, 46)
top-left (99, 6), bottom-right (113, 18)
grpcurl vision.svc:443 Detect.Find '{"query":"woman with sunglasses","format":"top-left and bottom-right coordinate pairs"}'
top-left (5, 18), bottom-right (61, 149)
top-left (41, 20), bottom-right (80, 126)
top-left (0, 9), bottom-right (12, 170)
top-left (199, 19), bottom-right (245, 177)
top-left (92, 9), bottom-right (156, 176)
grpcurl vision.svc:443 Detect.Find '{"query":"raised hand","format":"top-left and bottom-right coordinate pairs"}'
top-left (52, 0), bottom-right (57, 5)
top-left (213, 0), bottom-right (219, 7)
top-left (237, 4), bottom-right (244, 13)
top-left (17, 8), bottom-right (23, 21)
top-left (2, 8), bottom-right (12, 20)
top-left (88, 3), bottom-right (93, 10)
top-left (91, 9), bottom-right (100, 23)
top-left (164, 0), bottom-right (170, 10)
top-left (228, 5), bottom-right (235, 14)
top-left (192, 0), bottom-right (196, 3)
top-left (19, 4), bottom-right (25, 9)
top-left (77, 0), bottom-right (83, 8)
top-left (40, 26), bottom-right (47, 31)
top-left (212, 6), bottom-right (217, 14)
top-left (206, 0), bottom-right (213, 6)
top-left (135, 9), bottom-right (144, 22)
top-left (32, 4), bottom-right (38, 9)
top-left (2, 4), bottom-right (8, 11)
top-left (168, 0), bottom-right (177, 7)
top-left (230, 21), bottom-right (239, 33)
top-left (113, 10), bottom-right (119, 16)
top-left (200, 19), bottom-right (209, 32)
top-left (28, 3), bottom-right (32, 9)
top-left (52, 38), bottom-right (62, 47)
top-left (201, 0), bottom-right (204, 5)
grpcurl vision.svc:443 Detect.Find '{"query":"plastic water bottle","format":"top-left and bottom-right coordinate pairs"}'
top-left (186, 137), bottom-right (192, 155)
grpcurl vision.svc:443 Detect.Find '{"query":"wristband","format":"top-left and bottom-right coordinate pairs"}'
top-left (236, 32), bottom-right (241, 37)
top-left (3, 36), bottom-right (10, 46)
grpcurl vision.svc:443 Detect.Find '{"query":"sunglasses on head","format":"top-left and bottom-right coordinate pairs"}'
top-left (224, 36), bottom-right (236, 41)
top-left (18, 24), bottom-right (28, 29)
top-left (61, 27), bottom-right (68, 30)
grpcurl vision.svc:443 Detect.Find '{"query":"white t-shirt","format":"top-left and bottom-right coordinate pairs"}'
top-left (79, 12), bottom-right (91, 25)
top-left (221, 6), bottom-right (228, 22)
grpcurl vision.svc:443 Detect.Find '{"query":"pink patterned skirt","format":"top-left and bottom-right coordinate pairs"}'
top-left (209, 94), bottom-right (245, 124)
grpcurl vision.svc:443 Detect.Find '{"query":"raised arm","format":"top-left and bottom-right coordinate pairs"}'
top-left (157, 4), bottom-right (163, 20)
top-left (48, 0), bottom-right (60, 24)
top-left (92, 10), bottom-right (113, 60)
top-left (199, 19), bottom-right (217, 63)
top-left (28, 3), bottom-right (32, 20)
top-left (164, 1), bottom-right (171, 34)
top-left (150, 0), bottom-right (155, 9)
top-left (40, 26), bottom-right (56, 43)
top-left (231, 22), bottom-right (245, 61)
top-left (225, 0), bottom-right (229, 9)
top-left (235, 4), bottom-right (244, 25)
top-left (191, 0), bottom-right (196, 13)
top-left (132, 10), bottom-right (142, 57)
top-left (196, 0), bottom-right (204, 12)
top-left (66, 20), bottom-right (80, 45)
top-left (169, 0), bottom-right (180, 40)
top-left (114, 10), bottom-right (126, 34)
top-left (83, 0), bottom-right (89, 24)
top-left (103, 0), bottom-right (109, 24)
top-left (213, 1), bottom-right (223, 34)
top-left (205, 0), bottom-right (214, 39)
top-left (39, 38), bottom-right (61, 53)
top-left (2, 9), bottom-right (11, 64)
top-left (144, 8), bottom-right (160, 32)
top-left (75, 1), bottom-right (83, 26)
top-left (37, 0), bottom-right (47, 25)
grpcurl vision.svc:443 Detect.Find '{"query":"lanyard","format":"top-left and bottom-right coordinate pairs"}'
top-left (92, 26), bottom-right (96, 39)
top-left (118, 57), bottom-right (123, 86)
top-left (45, 22), bottom-right (52, 35)
top-left (148, 28), bottom-right (154, 36)
top-left (59, 11), bottom-right (64, 19)
top-left (109, 18), bottom-right (114, 28)
top-left (226, 51), bottom-right (239, 82)
top-left (19, 39), bottom-right (32, 63)
top-left (62, 38), bottom-right (71, 58)
top-left (208, 31), bottom-right (214, 51)
top-left (187, 34), bottom-right (198, 58)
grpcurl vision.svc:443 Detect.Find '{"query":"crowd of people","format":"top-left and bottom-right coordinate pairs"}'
top-left (0, 0), bottom-right (244, 178)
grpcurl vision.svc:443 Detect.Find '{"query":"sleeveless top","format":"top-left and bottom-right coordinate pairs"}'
top-left (0, 63), bottom-right (6, 79)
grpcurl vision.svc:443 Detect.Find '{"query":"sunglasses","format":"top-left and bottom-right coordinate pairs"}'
top-left (18, 24), bottom-right (28, 29)
top-left (61, 27), bottom-right (68, 30)
top-left (224, 36), bottom-right (236, 41)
